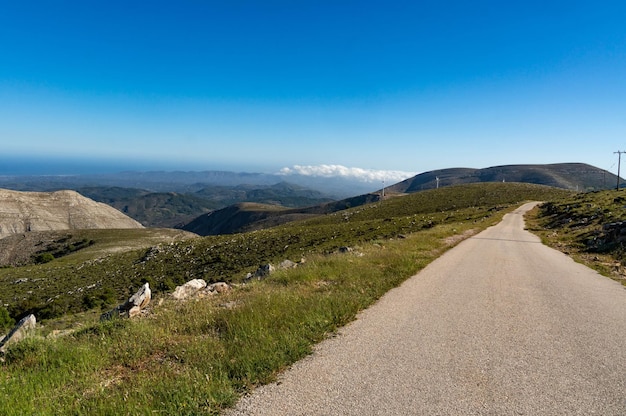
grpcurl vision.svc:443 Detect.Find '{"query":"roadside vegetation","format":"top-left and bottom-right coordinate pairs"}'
top-left (527, 189), bottom-right (626, 286)
top-left (0, 183), bottom-right (572, 414)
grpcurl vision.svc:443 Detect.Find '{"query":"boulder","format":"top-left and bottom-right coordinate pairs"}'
top-left (0, 314), bottom-right (36, 354)
top-left (172, 279), bottom-right (207, 300)
top-left (128, 282), bottom-right (152, 309)
top-left (207, 282), bottom-right (230, 294)
top-left (100, 283), bottom-right (151, 321)
top-left (278, 259), bottom-right (298, 270)
top-left (245, 259), bottom-right (305, 281)
top-left (253, 264), bottom-right (275, 280)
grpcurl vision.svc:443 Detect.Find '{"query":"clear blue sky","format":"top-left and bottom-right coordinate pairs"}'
top-left (1, 1), bottom-right (625, 177)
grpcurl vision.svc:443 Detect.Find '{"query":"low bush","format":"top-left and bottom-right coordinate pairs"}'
top-left (0, 306), bottom-right (14, 331)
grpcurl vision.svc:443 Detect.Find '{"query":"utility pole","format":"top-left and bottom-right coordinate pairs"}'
top-left (614, 151), bottom-right (625, 190)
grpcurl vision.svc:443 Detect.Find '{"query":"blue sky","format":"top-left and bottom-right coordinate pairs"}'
top-left (1, 1), bottom-right (625, 178)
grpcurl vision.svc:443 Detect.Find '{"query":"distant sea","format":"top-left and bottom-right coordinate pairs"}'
top-left (0, 156), bottom-right (233, 176)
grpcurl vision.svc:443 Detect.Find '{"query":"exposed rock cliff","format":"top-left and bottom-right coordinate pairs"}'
top-left (0, 189), bottom-right (143, 238)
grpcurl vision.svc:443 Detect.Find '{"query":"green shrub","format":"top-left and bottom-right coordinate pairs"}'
top-left (34, 252), bottom-right (55, 264)
top-left (82, 287), bottom-right (117, 310)
top-left (0, 306), bottom-right (14, 331)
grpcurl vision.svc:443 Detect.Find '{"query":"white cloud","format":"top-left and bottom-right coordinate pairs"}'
top-left (278, 164), bottom-right (416, 183)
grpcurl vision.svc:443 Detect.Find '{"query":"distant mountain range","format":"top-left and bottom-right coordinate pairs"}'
top-left (0, 170), bottom-right (379, 198)
top-left (182, 163), bottom-right (618, 236)
top-left (0, 163), bottom-right (619, 232)
top-left (75, 182), bottom-right (334, 228)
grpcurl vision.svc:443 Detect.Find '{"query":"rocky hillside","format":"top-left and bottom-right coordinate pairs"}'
top-left (387, 163), bottom-right (617, 194)
top-left (0, 189), bottom-right (143, 239)
top-left (529, 190), bottom-right (626, 284)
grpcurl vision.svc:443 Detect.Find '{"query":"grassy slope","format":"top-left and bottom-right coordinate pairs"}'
top-left (0, 183), bottom-right (573, 415)
top-left (526, 189), bottom-right (626, 286)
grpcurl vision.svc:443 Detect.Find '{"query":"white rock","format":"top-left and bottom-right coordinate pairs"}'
top-left (207, 282), bottom-right (231, 293)
top-left (0, 314), bottom-right (36, 353)
top-left (172, 279), bottom-right (207, 300)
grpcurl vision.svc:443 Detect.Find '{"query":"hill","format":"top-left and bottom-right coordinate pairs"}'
top-left (0, 189), bottom-right (143, 239)
top-left (387, 163), bottom-right (617, 194)
top-left (76, 187), bottom-right (216, 228)
top-left (194, 181), bottom-right (334, 208)
top-left (183, 193), bottom-right (381, 236)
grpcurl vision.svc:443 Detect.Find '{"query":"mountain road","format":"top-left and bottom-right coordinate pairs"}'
top-left (226, 202), bottom-right (626, 415)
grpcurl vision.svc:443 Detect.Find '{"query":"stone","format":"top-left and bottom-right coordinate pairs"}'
top-left (207, 282), bottom-right (230, 293)
top-left (0, 314), bottom-right (36, 354)
top-left (128, 282), bottom-right (151, 309)
top-left (100, 283), bottom-right (151, 321)
top-left (252, 264), bottom-right (275, 280)
top-left (338, 246), bottom-right (353, 253)
top-left (46, 329), bottom-right (75, 339)
top-left (172, 279), bottom-right (207, 300)
top-left (278, 259), bottom-right (298, 270)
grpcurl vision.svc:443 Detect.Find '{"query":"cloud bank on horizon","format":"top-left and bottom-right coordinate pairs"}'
top-left (279, 165), bottom-right (416, 183)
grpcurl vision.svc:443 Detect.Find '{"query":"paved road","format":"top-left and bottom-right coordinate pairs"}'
top-left (227, 203), bottom-right (626, 415)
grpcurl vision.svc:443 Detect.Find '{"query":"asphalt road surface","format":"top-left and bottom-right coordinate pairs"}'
top-left (227, 202), bottom-right (626, 415)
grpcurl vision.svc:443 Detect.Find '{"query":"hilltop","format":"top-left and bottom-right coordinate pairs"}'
top-left (0, 189), bottom-right (143, 239)
top-left (386, 163), bottom-right (615, 193)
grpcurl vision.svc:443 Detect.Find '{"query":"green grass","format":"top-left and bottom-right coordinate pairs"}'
top-left (526, 189), bottom-right (626, 285)
top-left (0, 222), bottom-right (485, 415)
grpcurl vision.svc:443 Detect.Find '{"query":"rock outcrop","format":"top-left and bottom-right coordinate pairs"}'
top-left (171, 279), bottom-right (231, 300)
top-left (100, 283), bottom-right (151, 321)
top-left (206, 282), bottom-right (231, 294)
top-left (0, 189), bottom-right (143, 239)
top-left (245, 259), bottom-right (305, 281)
top-left (0, 314), bottom-right (36, 354)
top-left (172, 279), bottom-right (207, 300)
